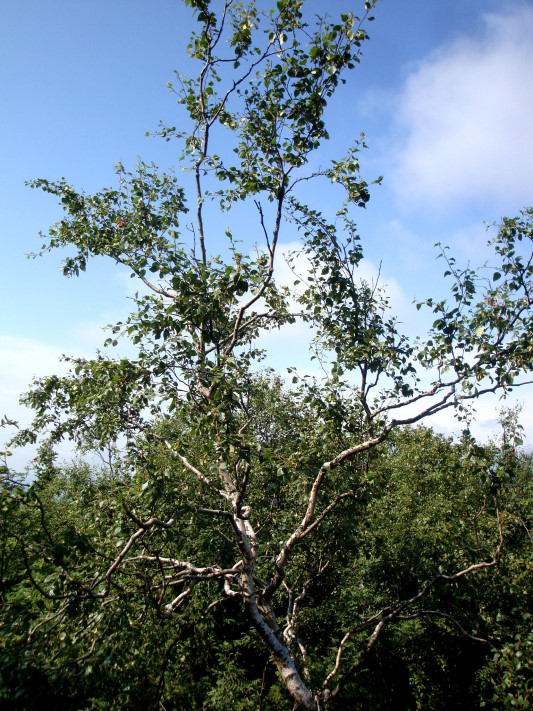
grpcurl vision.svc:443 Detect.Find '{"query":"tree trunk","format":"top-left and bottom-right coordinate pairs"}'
top-left (245, 595), bottom-right (318, 711)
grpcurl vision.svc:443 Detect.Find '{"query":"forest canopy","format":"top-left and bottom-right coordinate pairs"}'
top-left (1, 1), bottom-right (532, 709)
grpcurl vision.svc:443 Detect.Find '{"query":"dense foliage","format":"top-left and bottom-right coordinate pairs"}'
top-left (1, 1), bottom-right (532, 709)
top-left (2, 414), bottom-right (532, 709)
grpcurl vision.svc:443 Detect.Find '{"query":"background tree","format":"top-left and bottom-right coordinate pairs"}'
top-left (1, 1), bottom-right (533, 709)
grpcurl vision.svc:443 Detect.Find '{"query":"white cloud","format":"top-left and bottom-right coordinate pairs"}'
top-left (0, 335), bottom-right (69, 415)
top-left (0, 328), bottom-right (140, 474)
top-left (265, 243), bottom-right (533, 446)
top-left (255, 241), bottom-right (426, 374)
top-left (114, 266), bottom-right (154, 299)
top-left (430, 389), bottom-right (533, 448)
top-left (388, 5), bottom-right (533, 210)
top-left (0, 335), bottom-right (75, 470)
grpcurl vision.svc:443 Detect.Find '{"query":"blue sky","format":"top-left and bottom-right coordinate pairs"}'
top-left (2, 0), bottom-right (533, 461)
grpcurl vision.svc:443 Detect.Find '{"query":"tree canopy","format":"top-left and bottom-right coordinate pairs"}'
top-left (1, 1), bottom-right (533, 709)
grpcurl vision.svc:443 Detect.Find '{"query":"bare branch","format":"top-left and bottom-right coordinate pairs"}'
top-left (224, 188), bottom-right (286, 358)
top-left (150, 433), bottom-right (232, 500)
top-left (395, 610), bottom-right (496, 647)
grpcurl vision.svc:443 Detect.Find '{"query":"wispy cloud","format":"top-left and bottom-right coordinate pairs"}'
top-left (0, 335), bottom-right (68, 413)
top-left (256, 241), bottom-right (426, 375)
top-left (0, 335), bottom-right (73, 469)
top-left (387, 5), bottom-right (533, 211)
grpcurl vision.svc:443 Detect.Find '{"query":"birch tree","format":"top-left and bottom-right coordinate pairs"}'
top-left (3, 1), bottom-right (533, 709)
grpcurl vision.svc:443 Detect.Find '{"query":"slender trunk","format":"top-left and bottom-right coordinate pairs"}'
top-left (245, 595), bottom-right (318, 711)
top-left (234, 509), bottom-right (318, 709)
